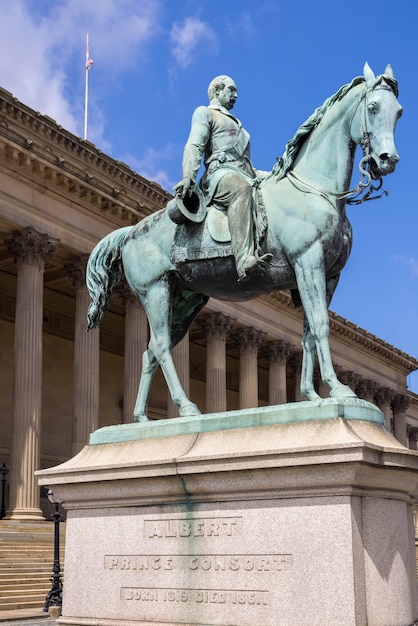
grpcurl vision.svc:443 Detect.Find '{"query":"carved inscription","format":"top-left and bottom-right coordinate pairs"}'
top-left (105, 555), bottom-right (174, 570)
top-left (144, 517), bottom-right (242, 538)
top-left (105, 516), bottom-right (292, 617)
top-left (105, 554), bottom-right (292, 572)
top-left (121, 587), bottom-right (269, 606)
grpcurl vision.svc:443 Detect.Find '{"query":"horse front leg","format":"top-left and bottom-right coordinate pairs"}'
top-left (300, 314), bottom-right (320, 401)
top-left (133, 349), bottom-right (158, 422)
top-left (294, 246), bottom-right (356, 399)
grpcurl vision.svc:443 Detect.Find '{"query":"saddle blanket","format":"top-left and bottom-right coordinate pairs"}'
top-left (170, 188), bottom-right (267, 265)
top-left (171, 208), bottom-right (233, 264)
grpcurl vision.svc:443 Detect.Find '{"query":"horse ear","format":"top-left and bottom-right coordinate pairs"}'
top-left (363, 62), bottom-right (375, 86)
top-left (384, 64), bottom-right (395, 79)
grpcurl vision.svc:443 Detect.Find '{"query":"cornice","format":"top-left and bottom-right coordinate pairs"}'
top-left (263, 291), bottom-right (418, 374)
top-left (0, 87), bottom-right (172, 226)
top-left (329, 311), bottom-right (418, 373)
top-left (409, 393), bottom-right (418, 407)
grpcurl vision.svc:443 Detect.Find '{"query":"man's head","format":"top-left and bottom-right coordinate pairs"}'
top-left (208, 75), bottom-right (237, 110)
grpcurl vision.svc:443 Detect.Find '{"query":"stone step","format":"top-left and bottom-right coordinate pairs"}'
top-left (0, 584), bottom-right (50, 597)
top-left (0, 596), bottom-right (48, 611)
top-left (0, 585), bottom-right (50, 595)
top-left (0, 573), bottom-right (50, 582)
top-left (0, 570), bottom-right (51, 578)
top-left (0, 543), bottom-right (56, 549)
top-left (0, 543), bottom-right (62, 557)
top-left (0, 544), bottom-right (54, 560)
top-left (0, 560), bottom-right (54, 566)
top-left (0, 568), bottom-right (52, 576)
top-left (0, 521), bottom-right (65, 611)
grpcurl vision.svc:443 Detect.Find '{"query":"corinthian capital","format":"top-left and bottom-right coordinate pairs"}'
top-left (64, 254), bottom-right (90, 289)
top-left (264, 339), bottom-right (293, 365)
top-left (198, 312), bottom-right (235, 341)
top-left (392, 394), bottom-right (410, 414)
top-left (375, 386), bottom-right (395, 408)
top-left (236, 327), bottom-right (266, 352)
top-left (5, 227), bottom-right (58, 269)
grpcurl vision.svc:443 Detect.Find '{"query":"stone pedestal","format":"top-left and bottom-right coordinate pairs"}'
top-left (36, 399), bottom-right (418, 626)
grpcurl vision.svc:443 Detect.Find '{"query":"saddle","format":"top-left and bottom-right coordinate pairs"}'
top-left (170, 189), bottom-right (267, 264)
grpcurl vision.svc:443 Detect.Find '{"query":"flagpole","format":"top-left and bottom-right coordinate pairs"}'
top-left (84, 33), bottom-right (90, 140)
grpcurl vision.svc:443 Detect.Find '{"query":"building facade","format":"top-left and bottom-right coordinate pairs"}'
top-left (0, 86), bottom-right (417, 521)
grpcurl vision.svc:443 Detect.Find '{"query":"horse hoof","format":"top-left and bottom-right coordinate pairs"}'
top-left (134, 414), bottom-right (150, 423)
top-left (329, 384), bottom-right (357, 399)
top-left (179, 403), bottom-right (201, 417)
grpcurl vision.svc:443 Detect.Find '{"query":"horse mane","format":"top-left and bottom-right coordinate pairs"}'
top-left (271, 73), bottom-right (399, 181)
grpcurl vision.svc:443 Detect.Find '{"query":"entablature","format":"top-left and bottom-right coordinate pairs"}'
top-left (0, 87), bottom-right (172, 228)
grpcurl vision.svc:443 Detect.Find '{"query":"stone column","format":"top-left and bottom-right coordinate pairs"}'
top-left (289, 352), bottom-right (303, 402)
top-left (413, 506), bottom-right (418, 540)
top-left (167, 333), bottom-right (190, 418)
top-left (5, 228), bottom-right (58, 520)
top-left (338, 369), bottom-right (360, 391)
top-left (357, 378), bottom-right (378, 404)
top-left (407, 426), bottom-right (418, 451)
top-left (392, 394), bottom-right (410, 447)
top-left (264, 340), bottom-right (292, 405)
top-left (65, 256), bottom-right (100, 454)
top-left (199, 313), bottom-right (234, 414)
top-left (117, 283), bottom-right (148, 423)
top-left (375, 387), bottom-right (395, 432)
top-left (237, 328), bottom-right (265, 410)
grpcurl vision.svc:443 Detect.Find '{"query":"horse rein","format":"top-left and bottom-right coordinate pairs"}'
top-left (287, 81), bottom-right (393, 206)
top-left (345, 82), bottom-right (395, 204)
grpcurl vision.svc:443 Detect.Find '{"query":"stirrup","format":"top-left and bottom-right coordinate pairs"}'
top-left (256, 252), bottom-right (273, 268)
top-left (237, 253), bottom-right (273, 282)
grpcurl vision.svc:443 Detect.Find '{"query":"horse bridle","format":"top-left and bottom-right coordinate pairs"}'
top-left (287, 80), bottom-right (394, 206)
top-left (345, 80), bottom-right (399, 204)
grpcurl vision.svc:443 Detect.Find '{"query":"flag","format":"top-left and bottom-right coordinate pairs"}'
top-left (86, 34), bottom-right (94, 71)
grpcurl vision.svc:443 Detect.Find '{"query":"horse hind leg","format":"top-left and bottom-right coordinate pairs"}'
top-left (141, 278), bottom-right (200, 419)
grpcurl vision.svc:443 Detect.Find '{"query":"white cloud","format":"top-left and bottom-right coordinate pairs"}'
top-left (47, 0), bottom-right (161, 69)
top-left (125, 143), bottom-right (179, 192)
top-left (393, 254), bottom-right (418, 278)
top-left (0, 2), bottom-right (78, 131)
top-left (225, 11), bottom-right (256, 38)
top-left (0, 0), bottom-right (162, 140)
top-left (170, 17), bottom-right (217, 69)
top-left (406, 257), bottom-right (418, 276)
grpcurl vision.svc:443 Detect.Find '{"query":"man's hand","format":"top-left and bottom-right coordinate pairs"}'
top-left (173, 177), bottom-right (194, 199)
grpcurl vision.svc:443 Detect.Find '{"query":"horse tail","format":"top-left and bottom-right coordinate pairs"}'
top-left (86, 226), bottom-right (133, 330)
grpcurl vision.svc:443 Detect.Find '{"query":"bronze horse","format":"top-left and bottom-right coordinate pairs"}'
top-left (86, 64), bottom-right (401, 421)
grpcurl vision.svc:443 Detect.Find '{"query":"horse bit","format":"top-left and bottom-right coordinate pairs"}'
top-left (287, 81), bottom-right (393, 206)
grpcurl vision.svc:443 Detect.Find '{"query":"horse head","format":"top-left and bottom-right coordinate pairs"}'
top-left (350, 63), bottom-right (402, 180)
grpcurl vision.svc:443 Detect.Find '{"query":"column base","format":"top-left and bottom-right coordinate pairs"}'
top-left (4, 507), bottom-right (45, 521)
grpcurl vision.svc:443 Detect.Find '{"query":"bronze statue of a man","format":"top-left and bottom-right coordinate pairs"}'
top-left (174, 75), bottom-right (272, 282)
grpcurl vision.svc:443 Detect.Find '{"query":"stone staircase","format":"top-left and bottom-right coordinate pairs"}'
top-left (0, 520), bottom-right (65, 611)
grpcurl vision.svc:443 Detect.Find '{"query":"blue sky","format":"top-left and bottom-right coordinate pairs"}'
top-left (1, 0), bottom-right (417, 390)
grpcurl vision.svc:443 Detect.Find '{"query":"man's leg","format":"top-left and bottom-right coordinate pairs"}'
top-left (214, 173), bottom-right (271, 280)
top-left (214, 174), bottom-right (255, 280)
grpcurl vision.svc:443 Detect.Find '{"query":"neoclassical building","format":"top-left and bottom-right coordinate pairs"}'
top-left (1, 86), bottom-right (418, 521)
